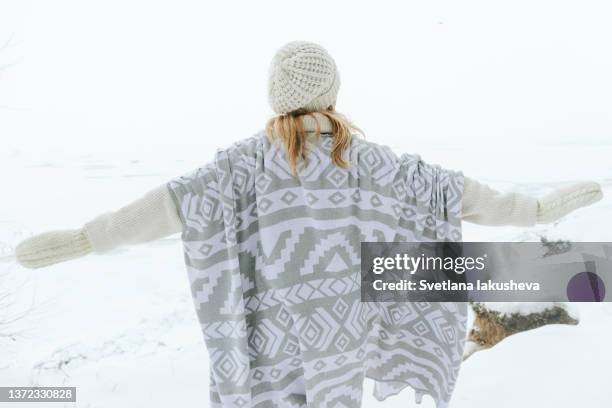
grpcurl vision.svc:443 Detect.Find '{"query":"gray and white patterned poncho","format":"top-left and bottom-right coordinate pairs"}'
top-left (167, 132), bottom-right (466, 408)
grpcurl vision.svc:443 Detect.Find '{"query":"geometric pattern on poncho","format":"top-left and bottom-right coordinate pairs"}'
top-left (168, 132), bottom-right (466, 408)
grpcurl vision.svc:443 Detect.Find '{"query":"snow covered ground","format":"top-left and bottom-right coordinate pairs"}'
top-left (0, 147), bottom-right (610, 408)
top-left (2, 0), bottom-right (612, 406)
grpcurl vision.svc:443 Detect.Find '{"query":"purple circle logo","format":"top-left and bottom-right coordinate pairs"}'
top-left (567, 272), bottom-right (606, 302)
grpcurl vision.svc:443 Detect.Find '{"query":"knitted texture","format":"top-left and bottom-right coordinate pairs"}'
top-left (12, 114), bottom-right (602, 270)
top-left (84, 184), bottom-right (182, 253)
top-left (268, 41), bottom-right (340, 114)
top-left (462, 178), bottom-right (538, 226)
top-left (16, 229), bottom-right (92, 269)
top-left (537, 181), bottom-right (603, 224)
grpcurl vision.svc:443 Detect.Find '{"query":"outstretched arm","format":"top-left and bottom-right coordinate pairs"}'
top-left (16, 185), bottom-right (181, 268)
top-left (462, 177), bottom-right (603, 226)
top-left (15, 177), bottom-right (604, 268)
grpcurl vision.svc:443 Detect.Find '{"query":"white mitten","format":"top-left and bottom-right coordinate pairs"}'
top-left (15, 229), bottom-right (92, 269)
top-left (536, 182), bottom-right (603, 224)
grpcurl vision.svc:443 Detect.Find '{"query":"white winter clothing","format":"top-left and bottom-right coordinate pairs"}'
top-left (268, 41), bottom-right (340, 114)
top-left (14, 113), bottom-right (603, 269)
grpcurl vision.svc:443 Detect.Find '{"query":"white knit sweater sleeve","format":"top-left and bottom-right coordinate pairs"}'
top-left (84, 185), bottom-right (182, 253)
top-left (71, 178), bottom-right (606, 252)
top-left (461, 177), bottom-right (603, 226)
top-left (462, 177), bottom-right (538, 226)
top-left (15, 178), bottom-right (602, 269)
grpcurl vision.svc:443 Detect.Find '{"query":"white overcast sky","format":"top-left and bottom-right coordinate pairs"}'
top-left (1, 0), bottom-right (612, 161)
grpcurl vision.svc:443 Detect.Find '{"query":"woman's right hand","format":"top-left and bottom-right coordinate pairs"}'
top-left (536, 181), bottom-right (603, 224)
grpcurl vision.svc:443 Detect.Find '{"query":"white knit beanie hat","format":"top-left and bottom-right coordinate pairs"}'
top-left (268, 41), bottom-right (341, 115)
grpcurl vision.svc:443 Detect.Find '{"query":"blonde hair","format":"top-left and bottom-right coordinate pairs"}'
top-left (265, 108), bottom-right (362, 174)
